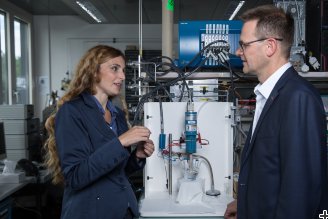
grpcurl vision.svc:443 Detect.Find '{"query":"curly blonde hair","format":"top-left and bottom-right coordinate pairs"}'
top-left (43, 45), bottom-right (127, 184)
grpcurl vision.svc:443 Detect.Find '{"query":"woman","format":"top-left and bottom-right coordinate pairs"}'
top-left (44, 45), bottom-right (154, 219)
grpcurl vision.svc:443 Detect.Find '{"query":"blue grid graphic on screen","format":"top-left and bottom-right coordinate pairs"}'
top-left (178, 20), bottom-right (243, 69)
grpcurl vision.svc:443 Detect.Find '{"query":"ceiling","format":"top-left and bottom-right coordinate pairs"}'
top-left (8, 0), bottom-right (273, 24)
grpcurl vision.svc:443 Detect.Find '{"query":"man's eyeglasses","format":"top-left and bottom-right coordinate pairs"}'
top-left (238, 38), bottom-right (283, 51)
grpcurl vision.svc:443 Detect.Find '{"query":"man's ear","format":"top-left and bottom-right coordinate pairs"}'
top-left (266, 39), bottom-right (278, 57)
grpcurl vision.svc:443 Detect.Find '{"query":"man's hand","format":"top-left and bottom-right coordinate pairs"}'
top-left (224, 199), bottom-right (237, 219)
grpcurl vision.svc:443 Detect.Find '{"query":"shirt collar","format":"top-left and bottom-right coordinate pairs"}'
top-left (91, 95), bottom-right (118, 116)
top-left (254, 62), bottom-right (292, 99)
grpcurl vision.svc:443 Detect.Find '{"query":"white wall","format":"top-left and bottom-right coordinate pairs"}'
top-left (33, 15), bottom-right (178, 120)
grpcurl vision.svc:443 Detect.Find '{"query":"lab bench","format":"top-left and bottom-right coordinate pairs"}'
top-left (0, 170), bottom-right (52, 219)
top-left (0, 179), bottom-right (32, 219)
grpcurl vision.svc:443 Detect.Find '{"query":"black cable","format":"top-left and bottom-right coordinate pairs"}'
top-left (146, 55), bottom-right (175, 65)
top-left (132, 39), bottom-right (243, 125)
top-left (132, 57), bottom-right (210, 126)
top-left (181, 39), bottom-right (229, 69)
top-left (227, 60), bottom-right (236, 104)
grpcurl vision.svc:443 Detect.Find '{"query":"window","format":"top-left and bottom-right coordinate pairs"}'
top-left (0, 2), bottom-right (32, 105)
top-left (14, 18), bottom-right (30, 104)
top-left (0, 11), bottom-right (8, 104)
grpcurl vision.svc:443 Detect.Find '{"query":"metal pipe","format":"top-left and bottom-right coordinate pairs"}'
top-left (139, 0), bottom-right (143, 58)
top-left (193, 154), bottom-right (220, 196)
top-left (188, 154), bottom-right (193, 171)
top-left (162, 0), bottom-right (173, 65)
top-left (168, 133), bottom-right (172, 195)
top-left (138, 0), bottom-right (143, 100)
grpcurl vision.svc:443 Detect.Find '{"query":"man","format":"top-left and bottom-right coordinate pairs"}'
top-left (224, 4), bottom-right (328, 219)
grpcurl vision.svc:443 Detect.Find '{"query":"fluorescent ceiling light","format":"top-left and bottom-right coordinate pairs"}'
top-left (229, 1), bottom-right (245, 20)
top-left (76, 1), bottom-right (106, 23)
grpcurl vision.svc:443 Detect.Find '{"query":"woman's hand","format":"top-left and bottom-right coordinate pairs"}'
top-left (136, 139), bottom-right (155, 159)
top-left (118, 126), bottom-right (151, 147)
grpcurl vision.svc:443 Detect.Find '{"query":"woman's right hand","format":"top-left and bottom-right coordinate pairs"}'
top-left (118, 126), bottom-right (151, 147)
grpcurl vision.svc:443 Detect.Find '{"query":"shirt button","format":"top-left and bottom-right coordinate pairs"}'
top-left (96, 196), bottom-right (100, 200)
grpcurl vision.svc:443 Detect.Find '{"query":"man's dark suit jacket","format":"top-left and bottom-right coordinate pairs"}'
top-left (237, 67), bottom-right (328, 219)
top-left (55, 92), bottom-right (145, 219)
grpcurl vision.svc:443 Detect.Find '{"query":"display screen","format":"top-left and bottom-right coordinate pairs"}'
top-left (0, 122), bottom-right (6, 160)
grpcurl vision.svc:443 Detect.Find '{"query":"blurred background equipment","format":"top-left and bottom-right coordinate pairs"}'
top-left (0, 105), bottom-right (42, 162)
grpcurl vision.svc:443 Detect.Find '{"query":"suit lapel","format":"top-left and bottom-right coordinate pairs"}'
top-left (240, 67), bottom-right (297, 167)
top-left (80, 92), bottom-right (117, 139)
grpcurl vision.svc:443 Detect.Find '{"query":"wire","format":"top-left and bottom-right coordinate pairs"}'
top-left (132, 39), bottom-right (240, 125)
top-left (227, 60), bottom-right (236, 104)
top-left (181, 39), bottom-right (229, 69)
top-left (159, 98), bottom-right (164, 134)
top-left (146, 55), bottom-right (175, 65)
top-left (132, 56), bottom-right (210, 125)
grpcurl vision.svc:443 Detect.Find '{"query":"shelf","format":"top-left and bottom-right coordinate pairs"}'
top-left (156, 71), bottom-right (328, 80)
top-left (156, 72), bottom-right (235, 80)
top-left (298, 72), bottom-right (328, 78)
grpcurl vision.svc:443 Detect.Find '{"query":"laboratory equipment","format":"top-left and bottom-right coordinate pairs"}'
top-left (178, 20), bottom-right (243, 68)
top-left (139, 102), bottom-right (234, 217)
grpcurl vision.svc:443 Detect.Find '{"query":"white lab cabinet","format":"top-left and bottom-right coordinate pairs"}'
top-left (139, 102), bottom-right (234, 217)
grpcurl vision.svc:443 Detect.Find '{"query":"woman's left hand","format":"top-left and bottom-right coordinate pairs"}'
top-left (136, 139), bottom-right (155, 159)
